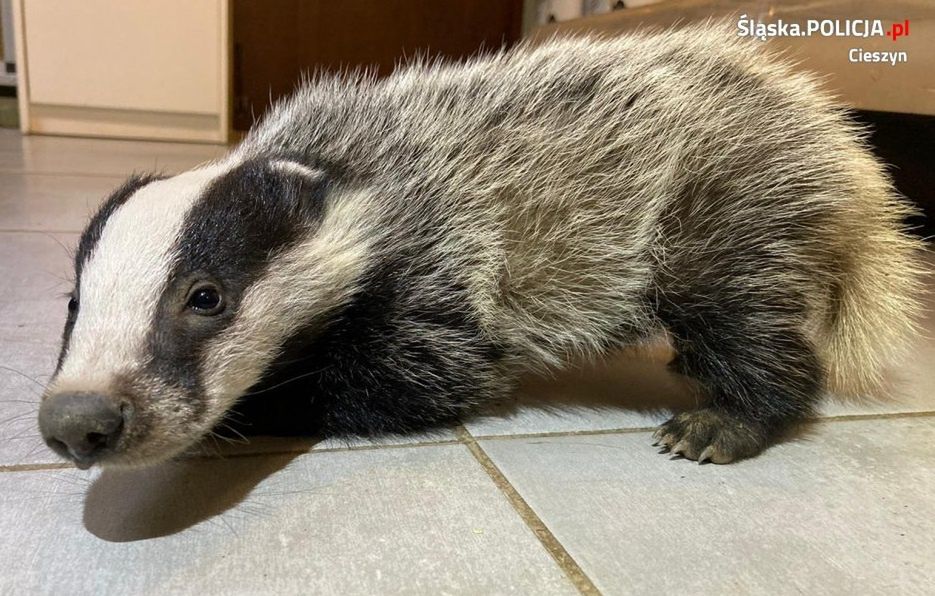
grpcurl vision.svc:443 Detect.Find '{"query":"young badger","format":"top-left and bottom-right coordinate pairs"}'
top-left (39, 26), bottom-right (922, 469)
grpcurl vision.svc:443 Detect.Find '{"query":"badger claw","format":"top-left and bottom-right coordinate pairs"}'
top-left (671, 439), bottom-right (690, 457)
top-left (653, 409), bottom-right (768, 464)
top-left (659, 433), bottom-right (677, 449)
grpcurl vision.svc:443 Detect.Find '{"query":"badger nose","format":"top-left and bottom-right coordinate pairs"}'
top-left (38, 393), bottom-right (124, 469)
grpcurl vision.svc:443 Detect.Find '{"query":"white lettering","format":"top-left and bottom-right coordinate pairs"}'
top-left (849, 49), bottom-right (909, 66)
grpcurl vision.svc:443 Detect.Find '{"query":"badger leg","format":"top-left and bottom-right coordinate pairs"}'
top-left (654, 290), bottom-right (824, 463)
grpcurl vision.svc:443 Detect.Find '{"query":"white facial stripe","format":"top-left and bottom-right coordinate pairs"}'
top-left (269, 159), bottom-right (324, 180)
top-left (52, 163), bottom-right (232, 393)
top-left (201, 189), bottom-right (375, 417)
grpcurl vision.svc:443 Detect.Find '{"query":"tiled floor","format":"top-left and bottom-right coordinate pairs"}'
top-left (0, 128), bottom-right (933, 595)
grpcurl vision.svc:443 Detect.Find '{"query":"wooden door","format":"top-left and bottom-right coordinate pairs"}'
top-left (232, 0), bottom-right (524, 131)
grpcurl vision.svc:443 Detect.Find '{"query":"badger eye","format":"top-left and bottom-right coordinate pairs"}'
top-left (186, 285), bottom-right (224, 315)
top-left (67, 296), bottom-right (78, 314)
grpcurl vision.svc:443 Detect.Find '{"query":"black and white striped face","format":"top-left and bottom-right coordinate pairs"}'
top-left (38, 158), bottom-right (370, 468)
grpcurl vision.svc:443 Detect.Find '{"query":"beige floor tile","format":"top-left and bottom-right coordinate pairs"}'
top-left (0, 232), bottom-right (74, 465)
top-left (0, 445), bottom-right (576, 595)
top-left (0, 232), bottom-right (73, 336)
top-left (0, 130), bottom-right (227, 177)
top-left (479, 416), bottom-right (935, 595)
top-left (0, 334), bottom-right (57, 466)
top-left (0, 173), bottom-right (124, 232)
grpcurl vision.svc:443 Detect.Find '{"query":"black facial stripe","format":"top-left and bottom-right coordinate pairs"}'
top-left (228, 236), bottom-right (504, 438)
top-left (143, 158), bottom-right (331, 416)
top-left (55, 313), bottom-right (78, 374)
top-left (74, 175), bottom-right (164, 282)
top-left (57, 175), bottom-right (162, 373)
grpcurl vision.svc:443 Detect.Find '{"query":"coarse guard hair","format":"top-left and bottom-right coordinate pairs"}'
top-left (40, 24), bottom-right (924, 468)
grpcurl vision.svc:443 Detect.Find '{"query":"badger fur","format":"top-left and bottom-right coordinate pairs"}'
top-left (39, 25), bottom-right (923, 468)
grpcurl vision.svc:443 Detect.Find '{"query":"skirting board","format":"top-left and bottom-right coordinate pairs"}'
top-left (26, 104), bottom-right (225, 144)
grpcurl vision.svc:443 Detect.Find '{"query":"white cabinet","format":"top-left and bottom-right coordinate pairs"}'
top-left (13, 0), bottom-right (230, 143)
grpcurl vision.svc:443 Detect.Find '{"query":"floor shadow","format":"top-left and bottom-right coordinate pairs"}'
top-left (477, 340), bottom-right (705, 420)
top-left (83, 450), bottom-right (302, 542)
top-left (83, 373), bottom-right (331, 543)
top-left (82, 339), bottom-right (698, 542)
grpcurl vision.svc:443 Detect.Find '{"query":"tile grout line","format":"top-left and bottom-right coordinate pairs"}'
top-left (468, 409), bottom-right (935, 442)
top-left (810, 410), bottom-right (935, 423)
top-left (0, 167), bottom-right (224, 179)
top-left (195, 437), bottom-right (463, 458)
top-left (0, 462), bottom-right (73, 473)
top-left (0, 228), bottom-right (82, 234)
top-left (0, 169), bottom-right (131, 179)
top-left (455, 426), bottom-right (602, 596)
top-left (0, 437), bottom-right (465, 473)
top-left (471, 425), bottom-right (658, 442)
top-left (2, 409), bottom-right (932, 474)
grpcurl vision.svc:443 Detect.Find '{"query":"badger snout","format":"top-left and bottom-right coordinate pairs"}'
top-left (38, 392), bottom-right (126, 469)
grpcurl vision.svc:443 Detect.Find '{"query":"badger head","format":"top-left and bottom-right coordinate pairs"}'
top-left (38, 158), bottom-right (369, 468)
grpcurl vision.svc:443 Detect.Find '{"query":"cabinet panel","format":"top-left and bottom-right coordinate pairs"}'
top-left (24, 0), bottom-right (223, 114)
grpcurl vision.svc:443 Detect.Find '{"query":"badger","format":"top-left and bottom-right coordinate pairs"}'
top-left (38, 25), bottom-right (923, 469)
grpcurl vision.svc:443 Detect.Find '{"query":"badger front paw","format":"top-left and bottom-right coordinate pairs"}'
top-left (653, 408), bottom-right (767, 464)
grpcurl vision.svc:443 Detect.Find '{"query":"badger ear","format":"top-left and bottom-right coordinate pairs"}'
top-left (267, 159), bottom-right (329, 219)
